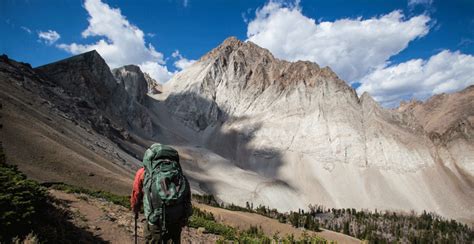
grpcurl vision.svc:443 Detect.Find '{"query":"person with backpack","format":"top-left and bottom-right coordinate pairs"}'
top-left (131, 143), bottom-right (193, 244)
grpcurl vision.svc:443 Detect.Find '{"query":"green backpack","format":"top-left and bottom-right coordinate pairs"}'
top-left (142, 143), bottom-right (191, 230)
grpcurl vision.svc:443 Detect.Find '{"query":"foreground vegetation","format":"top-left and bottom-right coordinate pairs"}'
top-left (193, 194), bottom-right (474, 243)
top-left (0, 142), bottom-right (47, 242)
top-left (308, 206), bottom-right (473, 243)
top-left (0, 142), bottom-right (106, 243)
top-left (190, 206), bottom-right (327, 243)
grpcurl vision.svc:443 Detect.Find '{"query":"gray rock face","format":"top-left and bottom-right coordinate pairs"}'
top-left (36, 50), bottom-right (152, 135)
top-left (112, 65), bottom-right (148, 104)
top-left (161, 37), bottom-right (474, 222)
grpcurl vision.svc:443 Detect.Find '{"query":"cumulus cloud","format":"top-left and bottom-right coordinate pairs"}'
top-left (357, 50), bottom-right (474, 107)
top-left (140, 61), bottom-right (174, 83)
top-left (172, 50), bottom-right (196, 70)
top-left (246, 1), bottom-right (431, 82)
top-left (57, 0), bottom-right (172, 83)
top-left (38, 30), bottom-right (60, 44)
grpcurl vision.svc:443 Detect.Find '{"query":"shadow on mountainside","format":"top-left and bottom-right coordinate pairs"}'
top-left (144, 91), bottom-right (295, 197)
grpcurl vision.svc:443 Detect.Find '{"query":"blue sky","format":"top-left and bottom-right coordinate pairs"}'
top-left (1, 0), bottom-right (473, 107)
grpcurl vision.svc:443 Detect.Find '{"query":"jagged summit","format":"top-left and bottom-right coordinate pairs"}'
top-left (167, 36), bottom-right (356, 115)
top-left (197, 37), bottom-right (346, 90)
top-left (201, 36), bottom-right (273, 61)
top-left (164, 36), bottom-right (361, 133)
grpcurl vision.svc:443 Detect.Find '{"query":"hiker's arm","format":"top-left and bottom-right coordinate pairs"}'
top-left (130, 167), bottom-right (145, 214)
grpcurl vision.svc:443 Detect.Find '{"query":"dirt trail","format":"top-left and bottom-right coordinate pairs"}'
top-left (50, 189), bottom-right (360, 243)
top-left (50, 190), bottom-right (220, 244)
top-left (195, 203), bottom-right (361, 244)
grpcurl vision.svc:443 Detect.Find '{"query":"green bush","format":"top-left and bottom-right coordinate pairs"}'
top-left (192, 193), bottom-right (220, 207)
top-left (191, 206), bottom-right (215, 221)
top-left (0, 143), bottom-right (48, 242)
top-left (189, 213), bottom-right (237, 240)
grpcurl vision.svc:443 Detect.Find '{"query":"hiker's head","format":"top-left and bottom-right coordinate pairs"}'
top-left (142, 143), bottom-right (180, 166)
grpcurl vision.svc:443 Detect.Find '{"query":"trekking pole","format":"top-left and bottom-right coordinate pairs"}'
top-left (134, 212), bottom-right (138, 244)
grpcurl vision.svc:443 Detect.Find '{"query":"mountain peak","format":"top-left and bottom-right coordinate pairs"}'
top-left (35, 50), bottom-right (117, 109)
top-left (112, 65), bottom-right (148, 104)
top-left (221, 36), bottom-right (243, 47)
top-left (36, 49), bottom-right (107, 71)
top-left (195, 36), bottom-right (351, 91)
top-left (82, 49), bottom-right (101, 58)
top-left (116, 64), bottom-right (141, 73)
top-left (67, 49), bottom-right (102, 62)
top-left (200, 36), bottom-right (275, 62)
top-left (165, 36), bottom-right (361, 132)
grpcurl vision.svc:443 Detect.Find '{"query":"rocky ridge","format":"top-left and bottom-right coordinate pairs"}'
top-left (397, 86), bottom-right (474, 174)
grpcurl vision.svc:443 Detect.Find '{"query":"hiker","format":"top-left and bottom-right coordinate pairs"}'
top-left (131, 143), bottom-right (192, 244)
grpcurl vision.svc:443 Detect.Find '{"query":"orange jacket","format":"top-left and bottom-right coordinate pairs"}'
top-left (130, 167), bottom-right (145, 213)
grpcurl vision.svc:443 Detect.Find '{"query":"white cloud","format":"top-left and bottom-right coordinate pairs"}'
top-left (38, 30), bottom-right (60, 44)
top-left (357, 50), bottom-right (474, 107)
top-left (172, 50), bottom-right (196, 70)
top-left (246, 1), bottom-right (431, 82)
top-left (408, 0), bottom-right (433, 7)
top-left (21, 26), bottom-right (32, 34)
top-left (57, 0), bottom-right (172, 83)
top-left (140, 61), bottom-right (174, 84)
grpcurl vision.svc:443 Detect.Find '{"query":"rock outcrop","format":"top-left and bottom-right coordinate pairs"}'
top-left (112, 65), bottom-right (149, 104)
